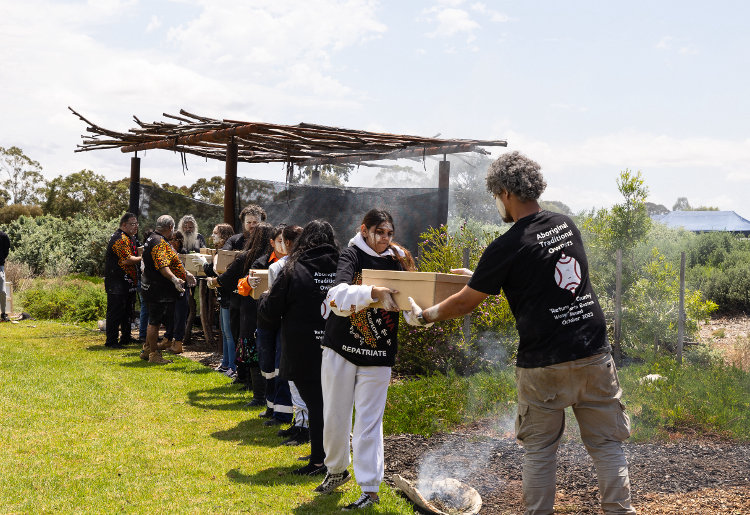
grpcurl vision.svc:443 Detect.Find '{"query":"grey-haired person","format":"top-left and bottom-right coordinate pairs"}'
top-left (406, 151), bottom-right (636, 515)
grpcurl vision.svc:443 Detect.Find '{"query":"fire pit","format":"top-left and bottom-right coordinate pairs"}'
top-left (393, 474), bottom-right (482, 515)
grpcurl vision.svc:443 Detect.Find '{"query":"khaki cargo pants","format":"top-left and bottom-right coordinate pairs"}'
top-left (515, 352), bottom-right (636, 515)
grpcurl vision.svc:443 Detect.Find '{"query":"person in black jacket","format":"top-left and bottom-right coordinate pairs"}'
top-left (258, 220), bottom-right (339, 476)
top-left (104, 213), bottom-right (141, 347)
top-left (215, 223), bottom-right (273, 404)
top-left (0, 227), bottom-right (11, 322)
top-left (313, 209), bottom-right (411, 510)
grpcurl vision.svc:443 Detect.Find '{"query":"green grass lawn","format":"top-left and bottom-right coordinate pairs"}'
top-left (0, 321), bottom-right (414, 514)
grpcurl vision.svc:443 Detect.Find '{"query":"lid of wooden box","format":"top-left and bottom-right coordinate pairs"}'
top-left (362, 269), bottom-right (469, 284)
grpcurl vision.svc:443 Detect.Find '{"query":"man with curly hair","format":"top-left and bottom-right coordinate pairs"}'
top-left (406, 151), bottom-right (635, 514)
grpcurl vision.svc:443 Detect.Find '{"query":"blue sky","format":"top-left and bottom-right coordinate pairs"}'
top-left (1, 0), bottom-right (749, 216)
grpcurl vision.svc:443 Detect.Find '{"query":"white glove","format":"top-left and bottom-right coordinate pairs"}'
top-left (186, 273), bottom-right (197, 288)
top-left (171, 276), bottom-right (185, 293)
top-left (371, 286), bottom-right (399, 312)
top-left (449, 268), bottom-right (474, 277)
top-left (404, 296), bottom-right (434, 327)
top-left (247, 275), bottom-right (261, 289)
top-left (196, 254), bottom-right (208, 266)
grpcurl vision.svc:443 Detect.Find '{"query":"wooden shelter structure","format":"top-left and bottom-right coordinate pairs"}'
top-left (69, 107), bottom-right (507, 225)
top-left (70, 107), bottom-right (506, 349)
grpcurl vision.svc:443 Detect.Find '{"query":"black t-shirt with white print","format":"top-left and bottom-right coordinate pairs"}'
top-left (322, 245), bottom-right (402, 367)
top-left (468, 210), bottom-right (610, 368)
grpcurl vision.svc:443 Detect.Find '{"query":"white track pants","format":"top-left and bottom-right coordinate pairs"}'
top-left (321, 347), bottom-right (391, 492)
top-left (289, 381), bottom-right (309, 428)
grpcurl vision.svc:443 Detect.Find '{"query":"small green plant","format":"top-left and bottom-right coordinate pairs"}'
top-left (712, 328), bottom-right (726, 339)
top-left (19, 277), bottom-right (107, 322)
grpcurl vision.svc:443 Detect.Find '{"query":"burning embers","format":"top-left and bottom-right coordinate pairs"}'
top-left (393, 475), bottom-right (482, 515)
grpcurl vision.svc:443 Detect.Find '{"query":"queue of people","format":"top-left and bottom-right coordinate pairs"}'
top-left (103, 151), bottom-right (635, 513)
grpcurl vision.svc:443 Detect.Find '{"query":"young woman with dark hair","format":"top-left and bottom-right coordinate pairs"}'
top-left (212, 222), bottom-right (273, 402)
top-left (313, 209), bottom-right (414, 510)
top-left (258, 220), bottom-right (339, 476)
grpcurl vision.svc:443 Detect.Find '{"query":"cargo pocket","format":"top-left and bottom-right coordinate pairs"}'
top-left (515, 403), bottom-right (531, 442)
top-left (613, 400), bottom-right (631, 441)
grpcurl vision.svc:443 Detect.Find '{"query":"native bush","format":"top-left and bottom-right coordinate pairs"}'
top-left (5, 214), bottom-right (117, 277)
top-left (687, 235), bottom-right (750, 314)
top-left (19, 277), bottom-right (107, 322)
top-left (622, 249), bottom-right (717, 355)
top-left (394, 222), bottom-right (517, 376)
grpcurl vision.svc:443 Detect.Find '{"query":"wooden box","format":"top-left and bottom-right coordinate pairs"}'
top-left (137, 246), bottom-right (144, 257)
top-left (216, 250), bottom-right (240, 274)
top-left (200, 247), bottom-right (217, 256)
top-left (178, 253), bottom-right (211, 277)
top-left (361, 269), bottom-right (470, 311)
top-left (248, 269), bottom-right (269, 300)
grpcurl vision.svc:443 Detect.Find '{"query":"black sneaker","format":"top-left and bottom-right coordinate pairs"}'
top-left (283, 427), bottom-right (310, 446)
top-left (293, 462), bottom-right (327, 476)
top-left (263, 418), bottom-right (284, 427)
top-left (342, 493), bottom-right (379, 510)
top-left (313, 470), bottom-right (350, 494)
top-left (244, 399), bottom-right (265, 408)
top-left (258, 408), bottom-right (273, 418)
top-left (1, 313), bottom-right (10, 322)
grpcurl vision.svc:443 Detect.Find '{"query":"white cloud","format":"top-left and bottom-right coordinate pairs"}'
top-left (470, 2), bottom-right (509, 22)
top-left (424, 7), bottom-right (480, 41)
top-left (146, 15), bottom-right (162, 32)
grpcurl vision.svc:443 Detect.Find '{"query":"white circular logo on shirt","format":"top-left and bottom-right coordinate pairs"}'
top-left (554, 253), bottom-right (581, 293)
top-left (320, 301), bottom-right (330, 319)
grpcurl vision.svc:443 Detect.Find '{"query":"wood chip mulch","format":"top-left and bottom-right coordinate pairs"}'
top-left (384, 426), bottom-right (750, 514)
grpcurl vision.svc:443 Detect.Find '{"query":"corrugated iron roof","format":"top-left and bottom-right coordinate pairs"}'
top-left (652, 211), bottom-right (750, 232)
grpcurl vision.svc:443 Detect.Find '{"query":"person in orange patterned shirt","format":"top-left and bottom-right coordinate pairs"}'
top-left (104, 213), bottom-right (141, 348)
top-left (140, 215), bottom-right (196, 364)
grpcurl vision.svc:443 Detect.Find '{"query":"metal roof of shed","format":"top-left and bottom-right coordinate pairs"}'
top-left (652, 210), bottom-right (750, 233)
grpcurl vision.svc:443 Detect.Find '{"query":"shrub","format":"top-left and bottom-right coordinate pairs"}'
top-left (2, 258), bottom-right (33, 291)
top-left (19, 277), bottom-right (107, 322)
top-left (0, 204), bottom-right (43, 224)
top-left (394, 222), bottom-right (517, 376)
top-left (623, 249), bottom-right (717, 355)
top-left (5, 214), bottom-right (117, 277)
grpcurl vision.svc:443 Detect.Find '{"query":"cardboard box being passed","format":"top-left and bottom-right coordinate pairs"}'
top-left (361, 269), bottom-right (470, 311)
top-left (215, 250), bottom-right (240, 274)
top-left (178, 253), bottom-right (211, 277)
top-left (248, 269), bottom-right (269, 300)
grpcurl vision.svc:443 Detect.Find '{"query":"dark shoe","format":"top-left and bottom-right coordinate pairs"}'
top-left (283, 427), bottom-right (310, 446)
top-left (263, 418), bottom-right (284, 427)
top-left (277, 424), bottom-right (302, 437)
top-left (258, 408), bottom-right (273, 418)
top-left (104, 342), bottom-right (124, 348)
top-left (293, 463), bottom-right (327, 476)
top-left (313, 470), bottom-right (350, 494)
top-left (342, 493), bottom-right (379, 510)
top-left (0, 313), bottom-right (10, 322)
top-left (244, 398), bottom-right (265, 408)
top-left (298, 454), bottom-right (311, 462)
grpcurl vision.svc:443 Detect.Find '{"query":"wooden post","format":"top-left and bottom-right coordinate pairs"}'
top-left (613, 249), bottom-right (623, 364)
top-left (224, 139), bottom-right (238, 227)
top-left (462, 247), bottom-right (471, 342)
top-left (677, 251), bottom-right (686, 364)
top-left (129, 154), bottom-right (140, 217)
top-left (438, 157), bottom-right (450, 227)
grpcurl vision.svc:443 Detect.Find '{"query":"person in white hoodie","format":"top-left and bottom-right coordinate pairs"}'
top-left (313, 209), bottom-right (412, 511)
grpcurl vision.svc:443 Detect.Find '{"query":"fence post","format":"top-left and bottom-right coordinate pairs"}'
top-left (677, 251), bottom-right (686, 364)
top-left (613, 249), bottom-right (623, 364)
top-left (438, 157), bottom-right (450, 227)
top-left (224, 139), bottom-right (238, 227)
top-left (462, 247), bottom-right (471, 342)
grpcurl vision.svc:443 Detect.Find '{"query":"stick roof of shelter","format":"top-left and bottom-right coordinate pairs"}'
top-left (69, 107), bottom-right (507, 166)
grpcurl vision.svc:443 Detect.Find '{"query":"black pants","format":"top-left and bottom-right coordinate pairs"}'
top-left (295, 376), bottom-right (325, 464)
top-left (105, 292), bottom-right (132, 346)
